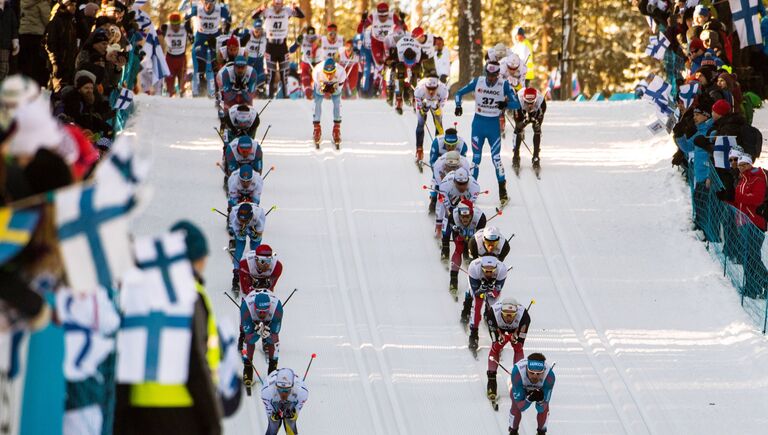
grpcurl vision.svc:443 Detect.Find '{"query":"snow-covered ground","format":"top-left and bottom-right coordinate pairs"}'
top-left (130, 96), bottom-right (768, 434)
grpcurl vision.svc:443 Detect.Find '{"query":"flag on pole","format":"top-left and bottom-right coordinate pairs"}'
top-left (113, 88), bottom-right (134, 111)
top-left (56, 183), bottom-right (136, 293)
top-left (678, 82), bottom-right (700, 109)
top-left (0, 206), bottom-right (40, 266)
top-left (116, 232), bottom-right (197, 384)
top-left (134, 9), bottom-right (170, 84)
top-left (641, 74), bottom-right (674, 116)
top-left (56, 287), bottom-right (120, 381)
top-left (645, 34), bottom-right (670, 60)
top-left (94, 135), bottom-right (150, 191)
top-left (729, 0), bottom-right (763, 48)
top-left (714, 136), bottom-right (737, 168)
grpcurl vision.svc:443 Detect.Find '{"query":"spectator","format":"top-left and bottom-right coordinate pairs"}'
top-left (679, 107), bottom-right (714, 233)
top-left (75, 28), bottom-right (110, 83)
top-left (63, 70), bottom-right (112, 139)
top-left (688, 38), bottom-right (707, 74)
top-left (712, 73), bottom-right (742, 114)
top-left (75, 1), bottom-right (100, 45)
top-left (734, 154), bottom-right (768, 298)
top-left (45, 0), bottom-right (78, 92)
top-left (17, 0), bottom-right (51, 87)
top-left (700, 29), bottom-right (725, 63)
top-left (0, 0), bottom-right (20, 81)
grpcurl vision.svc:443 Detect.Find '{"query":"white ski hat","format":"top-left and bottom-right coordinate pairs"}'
top-left (738, 154), bottom-right (753, 166)
top-left (453, 167), bottom-right (469, 183)
top-left (275, 368), bottom-right (295, 389)
top-left (480, 256), bottom-right (497, 270)
top-left (444, 150), bottom-right (460, 167)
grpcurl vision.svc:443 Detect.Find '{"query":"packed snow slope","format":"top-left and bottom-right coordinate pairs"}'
top-left (130, 96), bottom-right (768, 435)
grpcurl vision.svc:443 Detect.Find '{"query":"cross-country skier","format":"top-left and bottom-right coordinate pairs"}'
top-left (454, 61), bottom-right (520, 206)
top-left (316, 23), bottom-right (343, 61)
top-left (163, 12), bottom-right (189, 97)
top-left (222, 104), bottom-right (260, 142)
top-left (297, 27), bottom-right (318, 98)
top-left (338, 40), bottom-right (361, 98)
top-left (261, 368), bottom-right (309, 435)
top-left (413, 74), bottom-right (448, 167)
top-left (225, 135), bottom-right (263, 176)
top-left (461, 256), bottom-right (508, 356)
top-left (447, 200), bottom-right (487, 298)
top-left (252, 0), bottom-right (305, 98)
top-left (427, 128), bottom-right (469, 214)
top-left (513, 87), bottom-right (546, 175)
top-left (357, 2), bottom-right (405, 71)
top-left (228, 202), bottom-right (266, 289)
top-left (500, 53), bottom-right (526, 92)
top-left (241, 291), bottom-right (284, 380)
top-left (219, 55), bottom-right (258, 100)
top-left (411, 26), bottom-right (436, 73)
top-left (217, 35), bottom-right (246, 69)
top-left (387, 29), bottom-right (429, 114)
top-left (238, 244), bottom-right (284, 295)
top-left (312, 58), bottom-right (347, 149)
top-left (469, 226), bottom-right (510, 261)
top-left (435, 166), bottom-right (480, 243)
top-left (486, 42), bottom-right (509, 62)
top-left (228, 165), bottom-right (263, 208)
top-left (509, 353), bottom-right (556, 435)
top-left (486, 297), bottom-right (531, 409)
top-left (186, 0), bottom-right (231, 97)
top-left (433, 151), bottom-right (471, 235)
top-left (241, 18), bottom-right (268, 88)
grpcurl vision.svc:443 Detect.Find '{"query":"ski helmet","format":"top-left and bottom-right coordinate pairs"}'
top-left (443, 128), bottom-right (458, 149)
top-left (453, 167), bottom-right (469, 184)
top-left (275, 368), bottom-right (295, 390)
top-left (323, 58), bottom-right (336, 74)
top-left (500, 297), bottom-right (520, 320)
top-left (483, 226), bottom-right (501, 243)
top-left (506, 53), bottom-right (521, 70)
top-left (485, 61), bottom-right (501, 76)
top-left (232, 105), bottom-right (254, 128)
top-left (425, 76), bottom-right (439, 90)
top-left (237, 136), bottom-right (253, 154)
top-left (238, 165), bottom-right (254, 182)
top-left (493, 43), bottom-right (507, 60)
top-left (523, 88), bottom-right (538, 104)
top-left (480, 256), bottom-right (498, 272)
top-left (253, 291), bottom-right (271, 310)
top-left (237, 203), bottom-right (254, 221)
top-left (444, 150), bottom-right (460, 169)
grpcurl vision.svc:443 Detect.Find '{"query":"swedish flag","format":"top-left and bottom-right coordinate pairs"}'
top-left (0, 206), bottom-right (41, 265)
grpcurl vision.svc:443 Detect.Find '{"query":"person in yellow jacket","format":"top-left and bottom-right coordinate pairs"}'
top-left (114, 220), bottom-right (223, 435)
top-left (511, 27), bottom-right (534, 87)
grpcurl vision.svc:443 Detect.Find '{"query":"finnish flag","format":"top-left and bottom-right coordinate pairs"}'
top-left (113, 88), bottom-right (134, 111)
top-left (56, 287), bottom-right (120, 381)
top-left (645, 34), bottom-right (670, 60)
top-left (641, 74), bottom-right (673, 115)
top-left (677, 82), bottom-right (699, 109)
top-left (714, 136), bottom-right (737, 169)
top-left (116, 232), bottom-right (197, 384)
top-left (729, 0), bottom-right (763, 48)
top-left (55, 182), bottom-right (136, 293)
top-left (95, 135), bottom-right (150, 191)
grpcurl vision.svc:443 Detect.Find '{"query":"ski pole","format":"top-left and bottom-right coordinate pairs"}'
top-left (526, 298), bottom-right (536, 311)
top-left (281, 288), bottom-right (298, 307)
top-left (257, 98), bottom-right (273, 117)
top-left (504, 113), bottom-right (534, 156)
top-left (215, 161), bottom-right (227, 174)
top-left (262, 165), bottom-right (276, 181)
top-left (302, 353), bottom-right (317, 381)
top-left (214, 127), bottom-right (226, 144)
top-left (489, 356), bottom-right (511, 375)
top-left (418, 161), bottom-right (434, 169)
top-left (260, 124), bottom-right (272, 145)
top-left (212, 207), bottom-right (228, 218)
top-left (422, 185), bottom-right (440, 193)
top-left (507, 233), bottom-right (516, 242)
top-left (486, 207), bottom-right (504, 222)
top-left (224, 291), bottom-right (240, 308)
top-left (265, 205), bottom-right (277, 216)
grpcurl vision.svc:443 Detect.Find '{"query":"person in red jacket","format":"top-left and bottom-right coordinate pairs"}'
top-left (238, 244), bottom-right (283, 295)
top-left (357, 2), bottom-right (405, 68)
top-left (734, 154), bottom-right (768, 298)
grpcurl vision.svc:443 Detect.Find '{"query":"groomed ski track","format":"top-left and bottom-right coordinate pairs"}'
top-left (131, 96), bottom-right (768, 434)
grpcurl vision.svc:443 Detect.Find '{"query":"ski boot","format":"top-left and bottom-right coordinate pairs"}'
top-left (268, 358), bottom-right (278, 374)
top-left (532, 156), bottom-right (541, 178)
top-left (468, 327), bottom-right (479, 357)
top-left (512, 153), bottom-right (521, 176)
top-left (386, 85), bottom-right (394, 106)
top-left (460, 295), bottom-right (472, 326)
top-left (428, 196), bottom-right (437, 215)
top-left (536, 431), bottom-right (547, 435)
top-left (231, 271), bottom-right (240, 294)
top-left (332, 121), bottom-right (341, 150)
top-left (415, 148), bottom-right (424, 172)
top-left (498, 181), bottom-right (508, 207)
top-left (237, 330), bottom-right (244, 352)
top-left (449, 271), bottom-right (459, 301)
top-left (440, 243), bottom-right (449, 262)
top-left (509, 430), bottom-right (519, 435)
top-left (395, 96), bottom-right (403, 115)
top-left (313, 121), bottom-right (321, 148)
top-left (487, 370), bottom-right (498, 410)
top-left (243, 358), bottom-right (254, 395)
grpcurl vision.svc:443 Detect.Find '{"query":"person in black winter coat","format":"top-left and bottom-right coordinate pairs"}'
top-left (44, 0), bottom-right (78, 92)
top-left (63, 70), bottom-right (113, 138)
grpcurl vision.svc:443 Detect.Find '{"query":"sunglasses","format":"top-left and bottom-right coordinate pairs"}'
top-left (277, 387), bottom-right (291, 393)
top-left (256, 256), bottom-right (272, 265)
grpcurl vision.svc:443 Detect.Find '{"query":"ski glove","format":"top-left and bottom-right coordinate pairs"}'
top-left (526, 389), bottom-right (544, 402)
top-left (260, 324), bottom-right (271, 339)
top-left (496, 100), bottom-right (507, 110)
top-left (455, 106), bottom-right (463, 117)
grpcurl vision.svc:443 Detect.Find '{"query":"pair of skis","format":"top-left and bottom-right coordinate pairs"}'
top-left (513, 159), bottom-right (542, 180)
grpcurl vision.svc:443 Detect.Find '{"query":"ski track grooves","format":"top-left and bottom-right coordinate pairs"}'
top-left (512, 170), bottom-right (653, 435)
top-left (316, 153), bottom-right (389, 435)
top-left (335, 157), bottom-right (410, 435)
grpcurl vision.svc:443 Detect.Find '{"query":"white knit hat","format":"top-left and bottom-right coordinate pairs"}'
top-left (738, 154), bottom-right (754, 166)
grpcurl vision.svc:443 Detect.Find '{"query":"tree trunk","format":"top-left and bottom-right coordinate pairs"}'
top-left (325, 0), bottom-right (335, 25)
top-left (300, 0), bottom-right (312, 28)
top-left (560, 0), bottom-right (576, 100)
top-left (541, 1), bottom-right (554, 73)
top-left (457, 0), bottom-right (483, 89)
top-left (411, 0), bottom-right (423, 30)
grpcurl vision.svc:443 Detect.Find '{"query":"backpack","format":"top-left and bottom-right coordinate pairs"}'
top-left (739, 124), bottom-right (763, 160)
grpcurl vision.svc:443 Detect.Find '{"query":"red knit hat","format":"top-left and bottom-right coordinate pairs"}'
top-left (376, 2), bottom-right (389, 13)
top-left (712, 99), bottom-right (731, 116)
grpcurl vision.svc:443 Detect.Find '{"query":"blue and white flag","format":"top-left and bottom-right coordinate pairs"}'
top-left (217, 318), bottom-right (242, 415)
top-left (56, 287), bottom-right (120, 381)
top-left (645, 34), bottom-right (670, 60)
top-left (134, 9), bottom-right (170, 84)
top-left (641, 74), bottom-right (674, 116)
top-left (730, 0), bottom-right (763, 48)
top-left (133, 0), bottom-right (148, 7)
top-left (56, 183), bottom-right (135, 293)
top-left (113, 88), bottom-right (134, 111)
top-left (116, 232), bottom-right (197, 384)
top-left (714, 136), bottom-right (737, 168)
top-left (95, 135), bottom-right (150, 191)
top-left (678, 82), bottom-right (700, 109)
